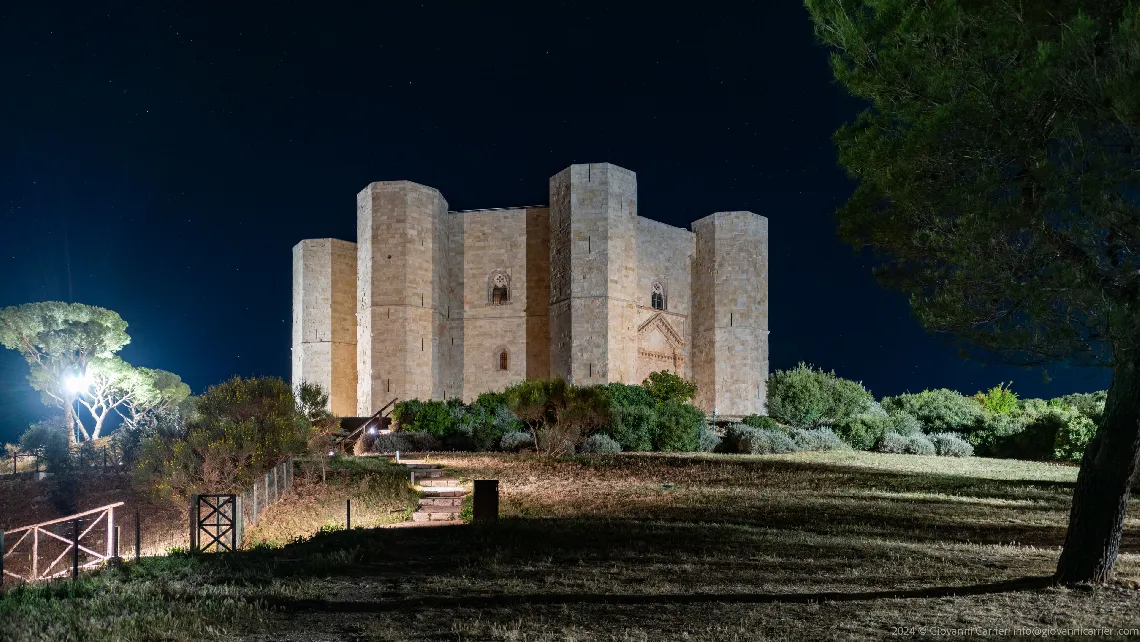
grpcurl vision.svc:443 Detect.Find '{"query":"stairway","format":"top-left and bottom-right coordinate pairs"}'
top-left (395, 460), bottom-right (467, 522)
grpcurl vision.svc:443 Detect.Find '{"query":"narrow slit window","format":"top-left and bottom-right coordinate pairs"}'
top-left (651, 283), bottom-right (665, 311)
top-left (499, 350), bottom-right (508, 371)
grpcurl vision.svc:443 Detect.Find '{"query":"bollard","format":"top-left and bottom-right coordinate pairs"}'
top-left (72, 519), bottom-right (80, 579)
top-left (135, 509), bottom-right (141, 562)
top-left (473, 480), bottom-right (499, 522)
top-left (395, 450), bottom-right (400, 462)
top-left (346, 499), bottom-right (351, 530)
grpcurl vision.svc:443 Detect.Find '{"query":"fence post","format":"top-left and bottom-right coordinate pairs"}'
top-left (189, 495), bottom-right (199, 552)
top-left (106, 506), bottom-right (115, 561)
top-left (264, 471), bottom-right (270, 509)
top-left (114, 526), bottom-right (120, 561)
top-left (1, 529), bottom-right (5, 590)
top-left (72, 519), bottom-right (80, 579)
top-left (346, 499), bottom-right (351, 530)
top-left (233, 495), bottom-right (243, 551)
top-left (135, 509), bottom-right (141, 562)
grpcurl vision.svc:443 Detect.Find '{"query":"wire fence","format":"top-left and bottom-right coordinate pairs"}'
top-left (236, 457), bottom-right (295, 535)
top-left (1, 445), bottom-right (131, 479)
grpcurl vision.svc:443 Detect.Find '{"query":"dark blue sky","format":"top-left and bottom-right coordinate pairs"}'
top-left (0, 2), bottom-right (1109, 443)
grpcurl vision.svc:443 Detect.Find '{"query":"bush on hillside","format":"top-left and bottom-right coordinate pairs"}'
top-left (394, 400), bottom-right (459, 438)
top-left (929, 432), bottom-right (974, 457)
top-left (606, 405), bottom-right (655, 451)
top-left (1052, 413), bottom-right (1098, 463)
top-left (722, 424), bottom-right (798, 454)
top-left (642, 370), bottom-right (698, 404)
top-left (1054, 391), bottom-right (1107, 422)
top-left (876, 432), bottom-right (935, 455)
top-left (904, 433), bottom-right (937, 455)
top-left (788, 427), bottom-right (850, 451)
top-left (603, 383), bottom-right (656, 451)
top-left (885, 412), bottom-right (923, 436)
top-left (741, 414), bottom-right (781, 431)
top-left (651, 399), bottom-right (704, 452)
top-left (880, 389), bottom-right (984, 434)
top-left (835, 412), bottom-right (888, 450)
top-left (371, 431), bottom-right (441, 453)
top-left (697, 424), bottom-right (721, 452)
top-left (766, 363), bottom-right (872, 428)
top-left (974, 382), bottom-right (1019, 415)
top-left (136, 376), bottom-right (310, 497)
top-left (875, 432), bottom-right (910, 454)
top-left (500, 430), bottom-right (534, 452)
top-left (579, 433), bottom-right (622, 454)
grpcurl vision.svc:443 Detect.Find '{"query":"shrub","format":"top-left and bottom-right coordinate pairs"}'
top-left (875, 432), bottom-right (910, 454)
top-left (19, 416), bottom-right (71, 470)
top-left (930, 432), bottom-right (974, 457)
top-left (371, 431), bottom-right (441, 453)
top-left (642, 370), bottom-right (698, 404)
top-left (397, 400), bottom-right (458, 438)
top-left (652, 399), bottom-right (704, 452)
top-left (969, 412), bottom-right (1029, 456)
top-left (500, 430), bottom-right (535, 452)
top-left (579, 433), bottom-right (622, 454)
top-left (607, 404), bottom-right (655, 451)
top-left (136, 376), bottom-right (310, 497)
top-left (697, 424), bottom-right (722, 452)
top-left (878, 432), bottom-right (936, 455)
top-left (788, 427), bottom-right (850, 451)
top-left (885, 412), bottom-right (923, 436)
top-left (835, 412), bottom-right (888, 450)
top-left (880, 389), bottom-right (984, 434)
top-left (1054, 391), bottom-right (1107, 423)
top-left (974, 382), bottom-right (1019, 415)
top-left (741, 414), bottom-right (781, 430)
top-left (904, 433), bottom-right (937, 456)
top-left (766, 363), bottom-right (872, 428)
top-left (722, 424), bottom-right (797, 454)
top-left (1053, 414), bottom-right (1097, 463)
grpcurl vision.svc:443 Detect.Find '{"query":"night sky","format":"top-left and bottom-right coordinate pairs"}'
top-left (0, 2), bottom-right (1110, 443)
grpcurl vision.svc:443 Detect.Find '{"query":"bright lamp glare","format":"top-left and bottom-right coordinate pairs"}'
top-left (65, 372), bottom-right (91, 393)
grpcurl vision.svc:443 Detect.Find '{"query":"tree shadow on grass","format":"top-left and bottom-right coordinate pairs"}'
top-left (264, 575), bottom-right (1056, 613)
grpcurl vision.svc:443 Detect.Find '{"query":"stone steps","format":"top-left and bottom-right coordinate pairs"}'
top-left (418, 478), bottom-right (460, 487)
top-left (392, 457), bottom-right (468, 524)
top-left (420, 496), bottom-right (463, 507)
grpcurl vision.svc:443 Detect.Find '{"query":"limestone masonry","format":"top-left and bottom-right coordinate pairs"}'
top-left (292, 163), bottom-right (769, 418)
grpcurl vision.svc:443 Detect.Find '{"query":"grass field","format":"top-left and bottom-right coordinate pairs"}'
top-left (4, 451), bottom-right (1140, 641)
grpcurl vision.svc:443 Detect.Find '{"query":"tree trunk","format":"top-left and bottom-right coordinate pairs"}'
top-left (63, 393), bottom-right (78, 447)
top-left (1055, 350), bottom-right (1140, 584)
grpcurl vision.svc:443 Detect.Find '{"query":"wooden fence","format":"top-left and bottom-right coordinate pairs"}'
top-left (2, 502), bottom-right (123, 584)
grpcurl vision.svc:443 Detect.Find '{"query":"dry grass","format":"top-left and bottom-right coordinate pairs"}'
top-left (247, 451), bottom-right (1140, 641)
top-left (242, 457), bottom-right (418, 546)
top-left (8, 451), bottom-right (1140, 640)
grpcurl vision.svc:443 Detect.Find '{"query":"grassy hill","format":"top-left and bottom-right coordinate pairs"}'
top-left (3, 451), bottom-right (1140, 641)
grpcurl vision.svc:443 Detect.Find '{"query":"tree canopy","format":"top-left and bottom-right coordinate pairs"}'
top-left (806, 0), bottom-right (1140, 583)
top-left (0, 302), bottom-right (130, 444)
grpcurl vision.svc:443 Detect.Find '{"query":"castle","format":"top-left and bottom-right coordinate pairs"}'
top-left (292, 163), bottom-right (769, 419)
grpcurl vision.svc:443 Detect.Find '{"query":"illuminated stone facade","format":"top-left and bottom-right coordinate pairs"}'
top-left (292, 163), bottom-right (768, 418)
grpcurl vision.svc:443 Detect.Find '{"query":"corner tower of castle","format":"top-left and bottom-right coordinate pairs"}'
top-left (292, 163), bottom-right (769, 419)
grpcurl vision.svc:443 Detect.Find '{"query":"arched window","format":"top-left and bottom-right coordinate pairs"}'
top-left (499, 350), bottom-right (509, 371)
top-left (651, 282), bottom-right (666, 310)
top-left (488, 270), bottom-right (511, 305)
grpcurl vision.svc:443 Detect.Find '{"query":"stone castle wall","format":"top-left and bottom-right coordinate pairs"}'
top-left (293, 163), bottom-right (768, 417)
top-left (291, 238), bottom-right (358, 416)
top-left (691, 212), bottom-right (769, 417)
